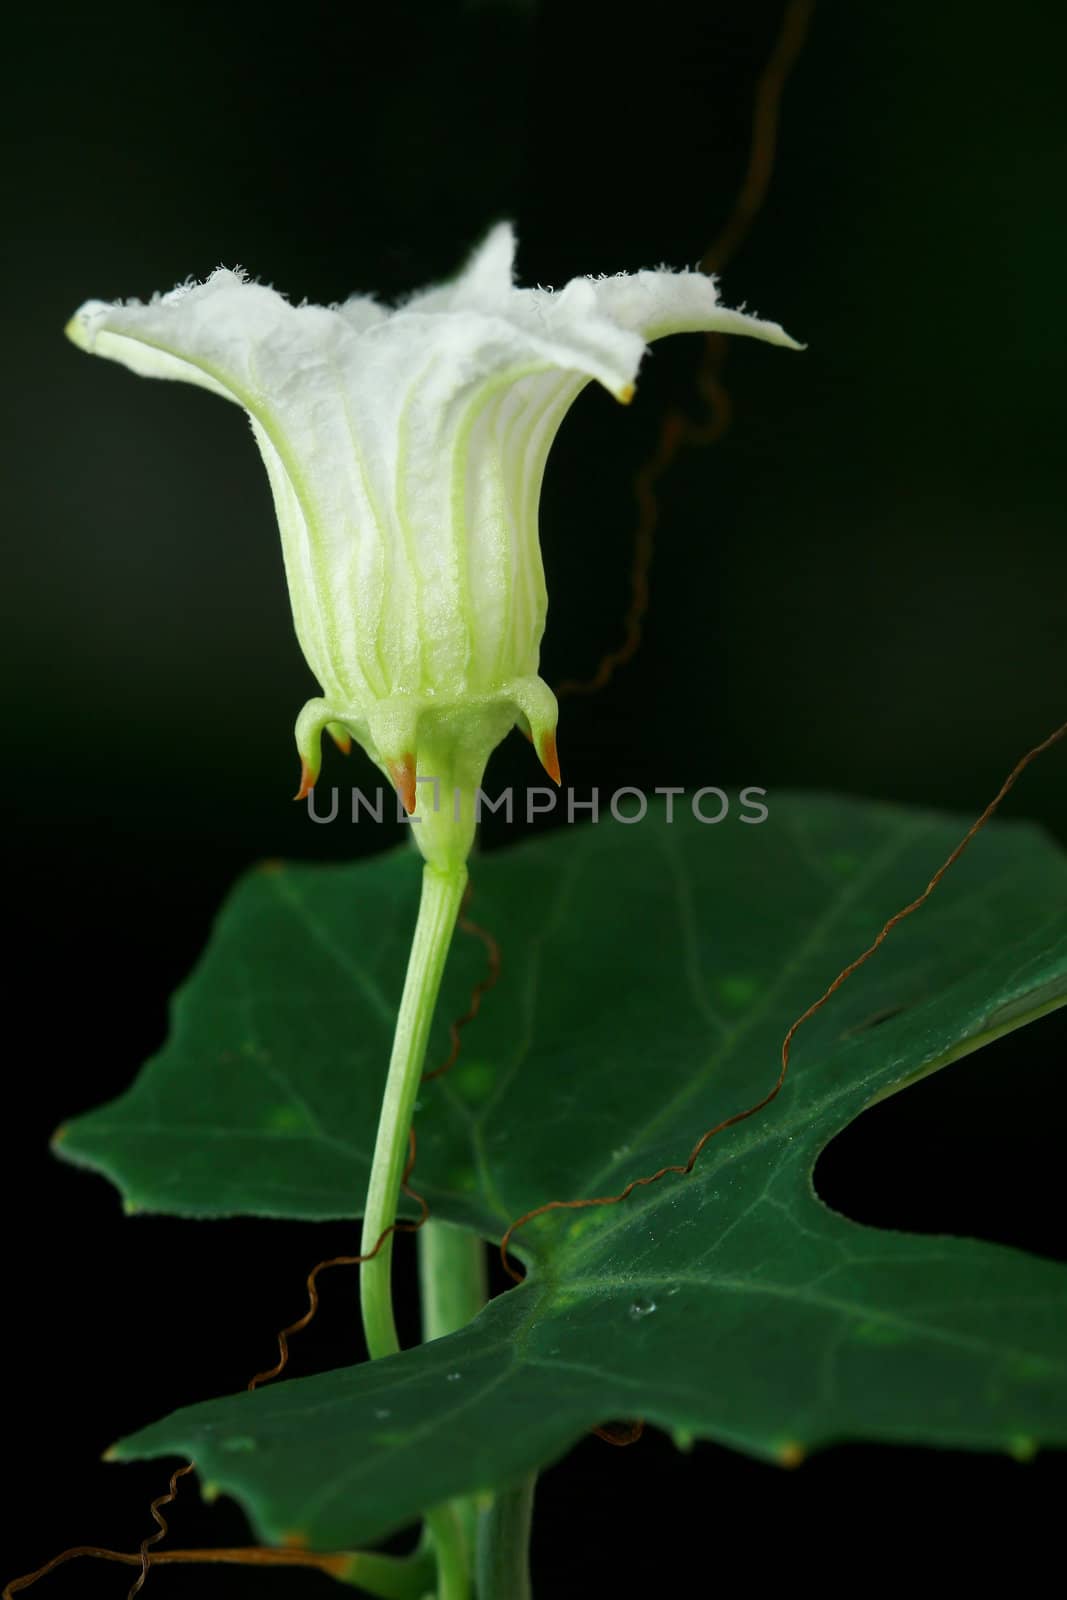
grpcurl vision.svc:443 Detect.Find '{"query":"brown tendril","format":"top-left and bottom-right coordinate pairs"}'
top-left (556, 0), bottom-right (815, 700)
top-left (4, 1128), bottom-right (432, 1600)
top-left (699, 0), bottom-right (816, 277)
top-left (5, 893), bottom-right (501, 1594)
top-left (3, 1543), bottom-right (353, 1597)
top-left (125, 1465), bottom-right (196, 1599)
top-left (247, 1125), bottom-right (428, 1392)
top-left (248, 879), bottom-right (496, 1396)
top-left (500, 718), bottom-right (1067, 1286)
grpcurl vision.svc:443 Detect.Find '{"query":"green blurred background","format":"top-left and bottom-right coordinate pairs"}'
top-left (4, 0), bottom-right (1065, 1593)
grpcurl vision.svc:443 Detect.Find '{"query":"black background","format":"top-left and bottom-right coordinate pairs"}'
top-left (4, 1), bottom-right (1066, 1594)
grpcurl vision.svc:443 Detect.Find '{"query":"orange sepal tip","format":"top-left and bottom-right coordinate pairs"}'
top-left (330, 729), bottom-right (352, 756)
top-left (294, 759), bottom-right (315, 802)
top-left (388, 754), bottom-right (417, 816)
top-left (540, 730), bottom-right (561, 786)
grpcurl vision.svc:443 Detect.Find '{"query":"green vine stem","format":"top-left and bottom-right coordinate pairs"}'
top-left (419, 1221), bottom-right (491, 1566)
top-left (419, 1506), bottom-right (469, 1600)
top-left (359, 861), bottom-right (469, 1598)
top-left (476, 1475), bottom-right (537, 1600)
top-left (418, 1220), bottom-right (489, 1344)
top-left (360, 862), bottom-right (468, 1358)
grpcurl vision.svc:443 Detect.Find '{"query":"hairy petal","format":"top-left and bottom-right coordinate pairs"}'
top-left (590, 266), bottom-right (803, 348)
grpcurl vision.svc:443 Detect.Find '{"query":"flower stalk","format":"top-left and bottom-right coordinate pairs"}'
top-left (360, 865), bottom-right (472, 1598)
top-left (360, 862), bottom-right (468, 1360)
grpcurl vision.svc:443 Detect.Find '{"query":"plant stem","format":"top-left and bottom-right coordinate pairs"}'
top-left (340, 1544), bottom-right (438, 1597)
top-left (418, 1222), bottom-right (490, 1567)
top-left (418, 1221), bottom-right (489, 1344)
top-left (476, 1475), bottom-right (537, 1600)
top-left (360, 862), bottom-right (467, 1360)
top-left (359, 862), bottom-right (469, 1599)
top-left (419, 1505), bottom-right (469, 1600)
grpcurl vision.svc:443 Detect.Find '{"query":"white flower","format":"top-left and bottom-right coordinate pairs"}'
top-left (67, 223), bottom-right (799, 869)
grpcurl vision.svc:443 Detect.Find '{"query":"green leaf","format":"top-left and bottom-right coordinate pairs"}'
top-left (62, 796), bottom-right (1067, 1547)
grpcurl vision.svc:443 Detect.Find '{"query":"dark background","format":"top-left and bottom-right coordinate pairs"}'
top-left (4, 0), bottom-right (1066, 1593)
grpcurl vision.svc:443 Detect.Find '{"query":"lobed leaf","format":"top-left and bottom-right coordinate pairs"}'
top-left (59, 796), bottom-right (1067, 1545)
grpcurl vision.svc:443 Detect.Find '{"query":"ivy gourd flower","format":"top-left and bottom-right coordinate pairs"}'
top-left (66, 224), bottom-right (799, 870)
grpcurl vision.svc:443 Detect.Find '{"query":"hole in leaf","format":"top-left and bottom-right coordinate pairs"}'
top-left (814, 1007), bottom-right (1067, 1262)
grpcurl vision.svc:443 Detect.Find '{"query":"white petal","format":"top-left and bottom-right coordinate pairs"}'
top-left (66, 273), bottom-right (248, 401)
top-left (448, 220), bottom-right (517, 309)
top-left (401, 221), bottom-right (517, 316)
top-left (66, 273), bottom-right (389, 702)
top-left (335, 293), bottom-right (387, 334)
top-left (590, 267), bottom-right (803, 350)
top-left (66, 269), bottom-right (330, 407)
